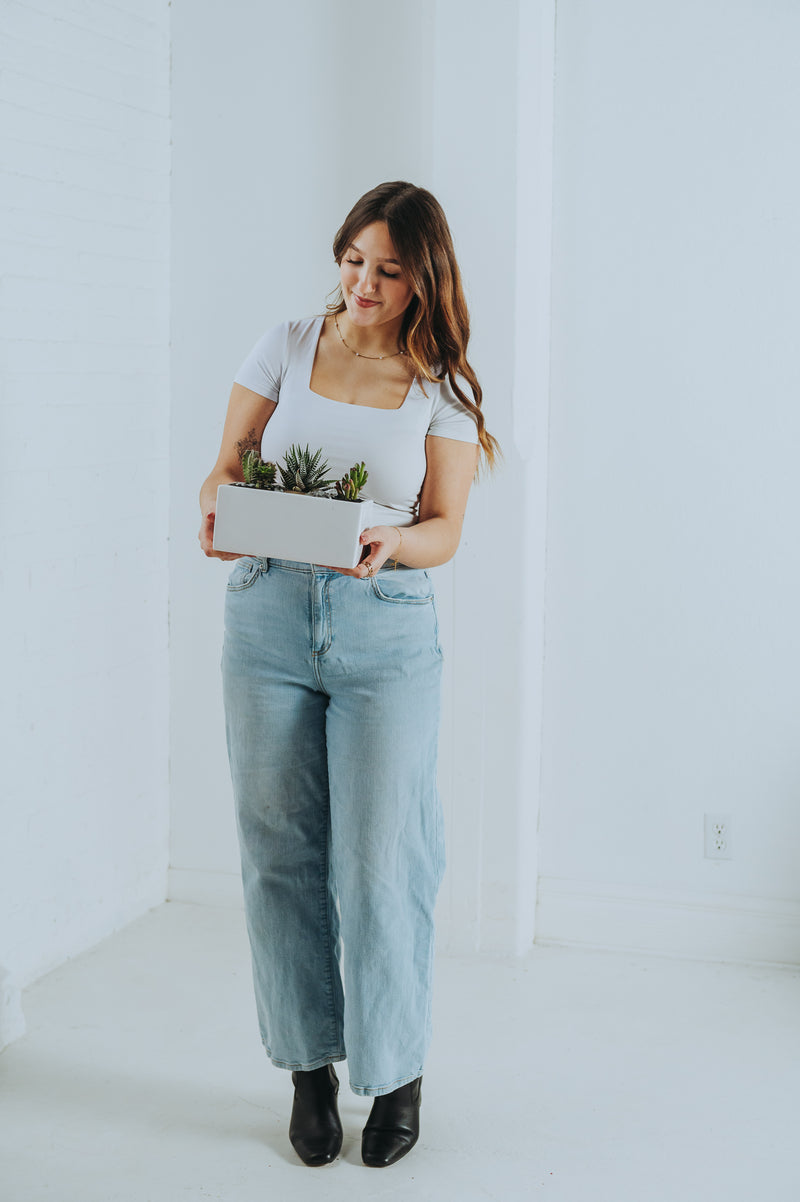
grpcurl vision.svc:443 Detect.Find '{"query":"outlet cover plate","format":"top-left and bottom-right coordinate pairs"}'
top-left (704, 812), bottom-right (732, 860)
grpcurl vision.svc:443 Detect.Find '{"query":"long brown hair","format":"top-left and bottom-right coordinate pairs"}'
top-left (327, 181), bottom-right (499, 470)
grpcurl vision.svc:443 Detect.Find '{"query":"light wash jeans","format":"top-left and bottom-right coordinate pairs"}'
top-left (221, 556), bottom-right (445, 1097)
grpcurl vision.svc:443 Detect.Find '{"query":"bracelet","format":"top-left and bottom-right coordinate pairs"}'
top-left (393, 527), bottom-right (403, 570)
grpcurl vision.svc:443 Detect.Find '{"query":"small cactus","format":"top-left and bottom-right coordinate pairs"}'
top-left (241, 449), bottom-right (277, 489)
top-left (335, 462), bottom-right (369, 502)
top-left (278, 444), bottom-right (335, 495)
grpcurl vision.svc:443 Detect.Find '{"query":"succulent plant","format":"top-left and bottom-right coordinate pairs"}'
top-left (335, 462), bottom-right (369, 502)
top-left (278, 444), bottom-right (335, 495)
top-left (237, 445), bottom-right (368, 502)
top-left (241, 449), bottom-right (277, 489)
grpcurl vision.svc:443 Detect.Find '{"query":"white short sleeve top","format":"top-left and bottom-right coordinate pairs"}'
top-left (233, 315), bottom-right (479, 527)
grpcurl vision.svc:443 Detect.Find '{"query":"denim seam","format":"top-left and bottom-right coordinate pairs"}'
top-left (431, 595), bottom-right (444, 658)
top-left (424, 873), bottom-right (438, 1051)
top-left (319, 798), bottom-right (344, 1057)
top-left (315, 576), bottom-right (332, 655)
top-left (310, 576), bottom-right (331, 692)
top-left (226, 562), bottom-right (261, 591)
top-left (369, 579), bottom-right (434, 605)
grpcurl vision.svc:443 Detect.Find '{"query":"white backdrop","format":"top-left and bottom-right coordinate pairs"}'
top-left (4, 0), bottom-right (800, 1050)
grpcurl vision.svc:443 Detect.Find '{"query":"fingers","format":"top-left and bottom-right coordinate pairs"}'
top-left (353, 527), bottom-right (391, 578)
top-left (198, 510), bottom-right (243, 560)
top-left (355, 526), bottom-right (397, 578)
top-left (356, 551), bottom-right (390, 578)
top-left (359, 525), bottom-right (389, 546)
top-left (199, 511), bottom-right (214, 554)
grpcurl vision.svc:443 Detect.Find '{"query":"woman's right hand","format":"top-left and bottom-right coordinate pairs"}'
top-left (198, 508), bottom-right (244, 561)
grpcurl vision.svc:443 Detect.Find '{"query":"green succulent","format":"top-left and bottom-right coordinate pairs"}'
top-left (239, 444), bottom-right (369, 502)
top-left (241, 449), bottom-right (277, 489)
top-left (278, 444), bottom-right (335, 495)
top-left (335, 462), bottom-right (369, 501)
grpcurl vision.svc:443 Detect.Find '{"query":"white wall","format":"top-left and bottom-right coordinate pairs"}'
top-left (168, 0), bottom-right (539, 953)
top-left (0, 0), bottom-right (171, 1034)
top-left (536, 0), bottom-right (800, 964)
top-left (6, 0), bottom-right (794, 1036)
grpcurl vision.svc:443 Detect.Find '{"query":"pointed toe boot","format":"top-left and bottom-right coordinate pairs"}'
top-left (289, 1064), bottom-right (343, 1166)
top-left (361, 1076), bottom-right (422, 1168)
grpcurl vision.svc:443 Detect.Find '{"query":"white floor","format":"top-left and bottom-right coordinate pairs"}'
top-left (1, 903), bottom-right (798, 1202)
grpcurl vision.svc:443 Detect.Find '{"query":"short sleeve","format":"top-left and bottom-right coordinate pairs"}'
top-left (233, 322), bottom-right (289, 401)
top-left (427, 373), bottom-right (480, 443)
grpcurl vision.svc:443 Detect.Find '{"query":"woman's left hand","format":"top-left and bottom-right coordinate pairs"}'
top-left (326, 525), bottom-right (403, 578)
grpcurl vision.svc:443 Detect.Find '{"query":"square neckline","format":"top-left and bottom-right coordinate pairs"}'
top-left (307, 315), bottom-right (417, 412)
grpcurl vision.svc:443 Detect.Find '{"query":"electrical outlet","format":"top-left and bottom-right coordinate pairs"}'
top-left (704, 813), bottom-right (732, 860)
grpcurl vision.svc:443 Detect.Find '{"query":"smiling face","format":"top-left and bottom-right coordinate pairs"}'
top-left (339, 221), bottom-right (415, 336)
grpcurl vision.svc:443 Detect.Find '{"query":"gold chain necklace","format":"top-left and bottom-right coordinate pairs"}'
top-left (334, 313), bottom-right (405, 361)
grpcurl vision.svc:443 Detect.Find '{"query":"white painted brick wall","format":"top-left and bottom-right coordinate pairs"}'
top-left (0, 1), bottom-right (171, 998)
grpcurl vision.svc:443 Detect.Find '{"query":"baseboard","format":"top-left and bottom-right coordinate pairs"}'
top-left (166, 868), bottom-right (800, 968)
top-left (535, 877), bottom-right (800, 968)
top-left (167, 867), bottom-right (244, 909)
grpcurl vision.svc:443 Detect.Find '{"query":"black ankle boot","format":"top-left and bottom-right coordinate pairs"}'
top-left (289, 1064), bottom-right (343, 1166)
top-left (361, 1076), bottom-right (422, 1168)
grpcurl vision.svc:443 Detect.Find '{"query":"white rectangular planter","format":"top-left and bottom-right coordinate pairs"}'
top-left (213, 485), bottom-right (374, 569)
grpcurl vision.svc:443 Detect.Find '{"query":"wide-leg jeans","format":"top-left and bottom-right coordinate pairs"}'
top-left (221, 556), bottom-right (445, 1097)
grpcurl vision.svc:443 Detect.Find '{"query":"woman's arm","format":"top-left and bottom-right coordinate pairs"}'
top-left (198, 383), bottom-right (278, 559)
top-left (337, 434), bottom-right (479, 577)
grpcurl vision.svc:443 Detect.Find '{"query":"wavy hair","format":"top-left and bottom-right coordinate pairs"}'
top-left (327, 181), bottom-right (499, 470)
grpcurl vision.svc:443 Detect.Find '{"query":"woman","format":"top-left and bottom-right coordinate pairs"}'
top-left (199, 181), bottom-right (497, 1168)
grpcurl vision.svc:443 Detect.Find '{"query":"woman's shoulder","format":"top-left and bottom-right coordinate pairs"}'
top-left (284, 314), bottom-right (325, 340)
top-left (238, 315), bottom-right (321, 368)
top-left (424, 364), bottom-right (476, 411)
top-left (424, 367), bottom-right (479, 443)
top-left (252, 313), bottom-right (321, 348)
top-left (234, 316), bottom-right (318, 398)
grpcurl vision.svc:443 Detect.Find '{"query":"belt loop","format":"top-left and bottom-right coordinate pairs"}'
top-left (260, 557), bottom-right (270, 574)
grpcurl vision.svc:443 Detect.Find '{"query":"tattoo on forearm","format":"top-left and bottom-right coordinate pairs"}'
top-left (235, 428), bottom-right (260, 464)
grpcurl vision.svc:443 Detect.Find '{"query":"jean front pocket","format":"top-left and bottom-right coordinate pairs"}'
top-left (226, 557), bottom-right (264, 591)
top-left (369, 569), bottom-right (434, 605)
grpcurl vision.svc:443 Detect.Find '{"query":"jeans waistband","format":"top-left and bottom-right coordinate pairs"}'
top-left (260, 557), bottom-right (417, 575)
